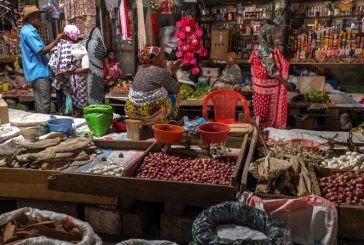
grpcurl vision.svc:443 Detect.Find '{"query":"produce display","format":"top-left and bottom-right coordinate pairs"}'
top-left (0, 214), bottom-right (83, 244)
top-left (306, 91), bottom-right (330, 103)
top-left (319, 172), bottom-right (364, 205)
top-left (135, 152), bottom-right (236, 185)
top-left (86, 158), bottom-right (126, 177)
top-left (180, 84), bottom-right (208, 99)
top-left (109, 81), bottom-right (130, 96)
top-left (320, 152), bottom-right (364, 171)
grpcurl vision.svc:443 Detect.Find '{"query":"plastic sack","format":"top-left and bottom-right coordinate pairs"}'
top-left (0, 207), bottom-right (102, 245)
top-left (192, 202), bottom-right (292, 245)
top-left (245, 194), bottom-right (338, 245)
top-left (117, 239), bottom-right (178, 245)
top-left (183, 116), bottom-right (206, 134)
top-left (0, 125), bottom-right (20, 143)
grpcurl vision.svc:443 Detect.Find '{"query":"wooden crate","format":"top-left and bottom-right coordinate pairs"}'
top-left (48, 136), bottom-right (250, 207)
top-left (0, 168), bottom-right (117, 205)
top-left (315, 168), bottom-right (364, 240)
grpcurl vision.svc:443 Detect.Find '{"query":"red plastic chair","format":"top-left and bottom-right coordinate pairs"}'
top-left (202, 89), bottom-right (250, 124)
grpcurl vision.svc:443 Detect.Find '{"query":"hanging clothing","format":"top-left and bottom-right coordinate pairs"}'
top-left (118, 0), bottom-right (132, 40)
top-left (64, 0), bottom-right (96, 36)
top-left (250, 48), bottom-right (289, 129)
top-left (83, 27), bottom-right (107, 105)
top-left (136, 0), bottom-right (146, 51)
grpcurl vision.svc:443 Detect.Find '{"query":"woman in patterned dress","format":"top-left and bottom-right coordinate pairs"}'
top-left (49, 25), bottom-right (89, 116)
top-left (249, 24), bottom-right (292, 129)
top-left (125, 46), bottom-right (181, 122)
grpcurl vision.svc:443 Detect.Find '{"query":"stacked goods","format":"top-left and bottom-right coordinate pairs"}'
top-left (290, 28), bottom-right (363, 62)
top-left (135, 152), bottom-right (236, 186)
top-left (109, 81), bottom-right (130, 96)
top-left (320, 152), bottom-right (364, 171)
top-left (319, 172), bottom-right (364, 205)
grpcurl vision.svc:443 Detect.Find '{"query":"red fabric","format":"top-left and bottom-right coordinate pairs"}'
top-left (123, 0), bottom-right (131, 38)
top-left (151, 11), bottom-right (158, 37)
top-left (249, 48), bottom-right (290, 129)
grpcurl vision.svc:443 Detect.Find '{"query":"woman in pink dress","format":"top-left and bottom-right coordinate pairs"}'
top-left (249, 24), bottom-right (292, 129)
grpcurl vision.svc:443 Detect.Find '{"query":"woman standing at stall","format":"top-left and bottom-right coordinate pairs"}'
top-left (125, 46), bottom-right (181, 122)
top-left (249, 24), bottom-right (292, 129)
top-left (49, 25), bottom-right (89, 115)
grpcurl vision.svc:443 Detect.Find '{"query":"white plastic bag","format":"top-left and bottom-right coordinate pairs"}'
top-left (245, 194), bottom-right (338, 245)
top-left (0, 207), bottom-right (102, 245)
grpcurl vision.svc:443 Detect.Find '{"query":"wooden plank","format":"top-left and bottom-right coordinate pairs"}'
top-left (0, 168), bottom-right (117, 205)
top-left (239, 126), bottom-right (258, 193)
top-left (231, 133), bottom-right (249, 186)
top-left (48, 173), bottom-right (235, 208)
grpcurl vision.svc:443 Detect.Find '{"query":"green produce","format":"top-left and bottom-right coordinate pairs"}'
top-left (180, 84), bottom-right (208, 99)
top-left (306, 91), bottom-right (330, 103)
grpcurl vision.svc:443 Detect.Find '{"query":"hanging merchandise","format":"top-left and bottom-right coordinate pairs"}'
top-left (119, 0), bottom-right (132, 40)
top-left (149, 0), bottom-right (159, 37)
top-left (160, 0), bottom-right (173, 15)
top-left (41, 0), bottom-right (61, 19)
top-left (136, 0), bottom-right (146, 51)
top-left (176, 16), bottom-right (208, 75)
top-left (105, 0), bottom-right (118, 19)
top-left (64, 0), bottom-right (96, 36)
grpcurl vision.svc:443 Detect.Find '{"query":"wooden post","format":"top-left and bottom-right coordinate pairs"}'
top-left (125, 119), bottom-right (141, 141)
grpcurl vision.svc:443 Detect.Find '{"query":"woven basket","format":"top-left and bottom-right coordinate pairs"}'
top-left (84, 105), bottom-right (113, 137)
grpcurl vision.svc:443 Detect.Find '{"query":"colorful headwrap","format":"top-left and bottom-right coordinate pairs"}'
top-left (138, 46), bottom-right (161, 65)
top-left (257, 24), bottom-right (280, 79)
top-left (64, 25), bottom-right (81, 42)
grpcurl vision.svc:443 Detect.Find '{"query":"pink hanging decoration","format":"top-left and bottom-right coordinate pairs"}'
top-left (192, 66), bottom-right (200, 75)
top-left (175, 16), bottom-right (207, 75)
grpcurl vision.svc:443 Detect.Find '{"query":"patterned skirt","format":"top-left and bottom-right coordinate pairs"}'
top-left (125, 95), bottom-right (180, 122)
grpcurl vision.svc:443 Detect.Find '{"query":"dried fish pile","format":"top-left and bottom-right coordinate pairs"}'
top-left (2, 136), bottom-right (95, 171)
top-left (0, 213), bottom-right (82, 244)
top-left (249, 140), bottom-right (328, 197)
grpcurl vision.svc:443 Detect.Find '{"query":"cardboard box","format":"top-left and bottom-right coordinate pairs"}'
top-left (0, 98), bottom-right (9, 124)
top-left (210, 29), bottom-right (231, 60)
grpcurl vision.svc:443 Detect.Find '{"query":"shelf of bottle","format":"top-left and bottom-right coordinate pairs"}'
top-left (291, 14), bottom-right (364, 20)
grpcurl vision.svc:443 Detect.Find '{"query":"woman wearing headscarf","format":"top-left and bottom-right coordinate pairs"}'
top-left (249, 24), bottom-right (292, 129)
top-left (125, 46), bottom-right (181, 122)
top-left (48, 24), bottom-right (89, 115)
top-left (82, 27), bottom-right (107, 105)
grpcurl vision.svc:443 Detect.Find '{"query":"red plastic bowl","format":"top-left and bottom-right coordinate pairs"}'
top-left (112, 118), bottom-right (127, 132)
top-left (198, 122), bottom-right (230, 144)
top-left (152, 124), bottom-right (185, 144)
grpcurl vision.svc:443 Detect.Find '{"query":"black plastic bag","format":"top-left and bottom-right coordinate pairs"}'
top-left (192, 202), bottom-right (292, 245)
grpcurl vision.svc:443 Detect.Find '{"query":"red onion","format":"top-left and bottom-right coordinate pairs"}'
top-left (319, 172), bottom-right (364, 205)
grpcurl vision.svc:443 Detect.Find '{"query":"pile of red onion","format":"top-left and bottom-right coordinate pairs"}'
top-left (319, 172), bottom-right (364, 205)
top-left (135, 152), bottom-right (236, 185)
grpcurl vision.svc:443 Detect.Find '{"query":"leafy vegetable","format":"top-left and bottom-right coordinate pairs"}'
top-left (306, 91), bottom-right (330, 103)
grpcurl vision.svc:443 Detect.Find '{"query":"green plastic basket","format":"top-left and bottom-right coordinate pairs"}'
top-left (84, 104), bottom-right (113, 137)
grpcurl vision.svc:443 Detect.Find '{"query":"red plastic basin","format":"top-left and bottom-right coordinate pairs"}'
top-left (152, 124), bottom-right (185, 144)
top-left (198, 122), bottom-right (230, 144)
